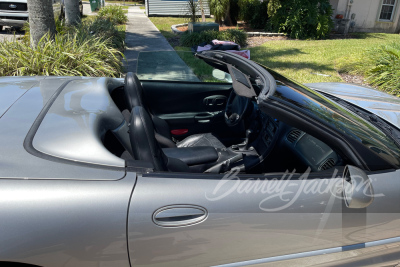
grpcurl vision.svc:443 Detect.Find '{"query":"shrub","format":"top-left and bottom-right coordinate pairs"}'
top-left (267, 0), bottom-right (333, 39)
top-left (0, 33), bottom-right (123, 77)
top-left (365, 43), bottom-right (400, 96)
top-left (77, 18), bottom-right (125, 49)
top-left (238, 0), bottom-right (269, 29)
top-left (209, 0), bottom-right (229, 24)
top-left (180, 29), bottom-right (247, 47)
top-left (98, 5), bottom-right (128, 24)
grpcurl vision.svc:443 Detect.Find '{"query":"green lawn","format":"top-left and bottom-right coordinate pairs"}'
top-left (149, 17), bottom-right (214, 40)
top-left (106, 0), bottom-right (143, 4)
top-left (249, 33), bottom-right (400, 84)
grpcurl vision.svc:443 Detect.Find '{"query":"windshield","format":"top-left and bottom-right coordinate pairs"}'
top-left (264, 68), bottom-right (400, 168)
top-left (136, 51), bottom-right (232, 83)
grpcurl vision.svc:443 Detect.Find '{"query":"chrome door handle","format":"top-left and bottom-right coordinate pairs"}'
top-left (153, 205), bottom-right (208, 227)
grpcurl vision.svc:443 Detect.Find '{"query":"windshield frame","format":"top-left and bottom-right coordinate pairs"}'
top-left (260, 67), bottom-right (400, 169)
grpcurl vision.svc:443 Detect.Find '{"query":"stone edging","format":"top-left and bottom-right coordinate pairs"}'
top-left (247, 32), bottom-right (285, 37)
top-left (171, 23), bottom-right (285, 37)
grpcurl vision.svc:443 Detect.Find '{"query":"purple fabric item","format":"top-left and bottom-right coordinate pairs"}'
top-left (196, 44), bottom-right (213, 52)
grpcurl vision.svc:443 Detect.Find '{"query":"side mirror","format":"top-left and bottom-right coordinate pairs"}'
top-left (212, 69), bottom-right (232, 83)
top-left (342, 165), bottom-right (374, 209)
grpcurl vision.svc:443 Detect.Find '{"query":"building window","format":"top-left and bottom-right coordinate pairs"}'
top-left (379, 0), bottom-right (397, 21)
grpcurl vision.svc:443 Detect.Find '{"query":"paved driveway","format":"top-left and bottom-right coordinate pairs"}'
top-left (0, 27), bottom-right (23, 42)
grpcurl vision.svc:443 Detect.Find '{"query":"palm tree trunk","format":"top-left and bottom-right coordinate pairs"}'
top-left (27, 0), bottom-right (56, 47)
top-left (65, 0), bottom-right (81, 26)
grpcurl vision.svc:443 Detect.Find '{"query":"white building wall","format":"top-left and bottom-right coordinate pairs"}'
top-left (147, 0), bottom-right (210, 16)
top-left (331, 0), bottom-right (400, 33)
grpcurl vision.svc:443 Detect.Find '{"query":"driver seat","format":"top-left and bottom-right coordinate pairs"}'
top-left (124, 72), bottom-right (226, 149)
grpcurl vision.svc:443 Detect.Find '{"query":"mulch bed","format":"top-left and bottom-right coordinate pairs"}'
top-left (339, 73), bottom-right (373, 87)
top-left (176, 22), bottom-right (261, 33)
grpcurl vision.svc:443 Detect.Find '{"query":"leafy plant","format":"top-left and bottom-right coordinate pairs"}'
top-left (180, 29), bottom-right (247, 47)
top-left (238, 0), bottom-right (269, 29)
top-left (77, 18), bottom-right (126, 49)
top-left (365, 43), bottom-right (400, 96)
top-left (209, 0), bottom-right (229, 25)
top-left (98, 5), bottom-right (128, 24)
top-left (267, 0), bottom-right (333, 39)
top-left (0, 33), bottom-right (123, 77)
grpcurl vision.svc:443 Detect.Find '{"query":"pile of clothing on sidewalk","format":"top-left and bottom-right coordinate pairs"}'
top-left (192, 40), bottom-right (250, 59)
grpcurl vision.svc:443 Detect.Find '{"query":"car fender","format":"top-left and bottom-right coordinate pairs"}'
top-left (0, 172), bottom-right (137, 267)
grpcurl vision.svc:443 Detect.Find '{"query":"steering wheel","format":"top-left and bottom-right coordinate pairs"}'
top-left (224, 89), bottom-right (250, 127)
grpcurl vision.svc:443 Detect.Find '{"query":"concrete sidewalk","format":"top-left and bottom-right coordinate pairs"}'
top-left (123, 6), bottom-right (174, 73)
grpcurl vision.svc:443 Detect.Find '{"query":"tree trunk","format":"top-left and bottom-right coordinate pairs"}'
top-left (199, 0), bottom-right (206, 22)
top-left (65, 0), bottom-right (81, 26)
top-left (224, 4), bottom-right (233, 26)
top-left (27, 0), bottom-right (56, 47)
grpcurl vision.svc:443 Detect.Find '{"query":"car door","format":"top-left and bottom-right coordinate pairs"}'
top-left (141, 81), bottom-right (234, 140)
top-left (137, 51), bottom-right (239, 142)
top-left (127, 168), bottom-right (400, 267)
top-left (127, 169), bottom-right (347, 267)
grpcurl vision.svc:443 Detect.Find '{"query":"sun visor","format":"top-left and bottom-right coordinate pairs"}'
top-left (227, 64), bottom-right (257, 98)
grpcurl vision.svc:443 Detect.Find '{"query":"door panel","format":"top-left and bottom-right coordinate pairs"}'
top-left (128, 172), bottom-right (345, 267)
top-left (141, 81), bottom-right (234, 139)
top-left (342, 169), bottom-right (400, 245)
top-left (127, 169), bottom-right (400, 266)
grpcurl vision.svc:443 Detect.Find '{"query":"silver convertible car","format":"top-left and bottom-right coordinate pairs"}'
top-left (1, 51), bottom-right (400, 267)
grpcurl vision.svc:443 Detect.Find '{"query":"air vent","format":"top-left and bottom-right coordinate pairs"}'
top-left (287, 129), bottom-right (302, 143)
top-left (319, 158), bottom-right (335, 171)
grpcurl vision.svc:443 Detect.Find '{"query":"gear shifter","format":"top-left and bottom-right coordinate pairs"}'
top-left (244, 129), bottom-right (254, 149)
top-left (231, 129), bottom-right (255, 151)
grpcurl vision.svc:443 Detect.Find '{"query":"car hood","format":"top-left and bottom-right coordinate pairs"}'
top-left (305, 82), bottom-right (400, 129)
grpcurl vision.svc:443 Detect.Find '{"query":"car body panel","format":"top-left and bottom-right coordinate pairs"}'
top-left (305, 82), bottom-right (400, 130)
top-left (0, 171), bottom-right (137, 267)
top-left (128, 173), bottom-right (344, 267)
top-left (0, 77), bottom-right (39, 117)
top-left (0, 76), bottom-right (125, 180)
top-left (128, 169), bottom-right (400, 267)
top-left (33, 78), bottom-right (126, 168)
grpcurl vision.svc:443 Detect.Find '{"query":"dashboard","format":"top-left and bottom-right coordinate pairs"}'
top-left (249, 109), bottom-right (341, 173)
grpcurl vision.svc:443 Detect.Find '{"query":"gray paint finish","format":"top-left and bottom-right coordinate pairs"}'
top-left (0, 76), bottom-right (125, 180)
top-left (0, 172), bottom-right (137, 267)
top-left (33, 78), bottom-right (126, 168)
top-left (305, 82), bottom-right (400, 129)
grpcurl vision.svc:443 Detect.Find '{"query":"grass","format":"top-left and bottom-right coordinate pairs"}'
top-left (140, 6), bottom-right (145, 9)
top-left (249, 33), bottom-right (400, 84)
top-left (149, 17), bottom-right (214, 40)
top-left (175, 47), bottom-right (221, 82)
top-left (104, 0), bottom-right (142, 4)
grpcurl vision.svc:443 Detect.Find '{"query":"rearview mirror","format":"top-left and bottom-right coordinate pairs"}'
top-left (342, 165), bottom-right (374, 209)
top-left (212, 69), bottom-right (232, 83)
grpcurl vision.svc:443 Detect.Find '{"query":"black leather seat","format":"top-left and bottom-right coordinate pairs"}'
top-left (124, 72), bottom-right (226, 149)
top-left (129, 106), bottom-right (191, 172)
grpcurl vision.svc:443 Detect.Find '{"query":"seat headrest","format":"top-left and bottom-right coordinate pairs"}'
top-left (129, 106), bottom-right (168, 171)
top-left (124, 72), bottom-right (144, 109)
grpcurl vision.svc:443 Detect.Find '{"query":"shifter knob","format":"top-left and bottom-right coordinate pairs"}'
top-left (246, 129), bottom-right (253, 138)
